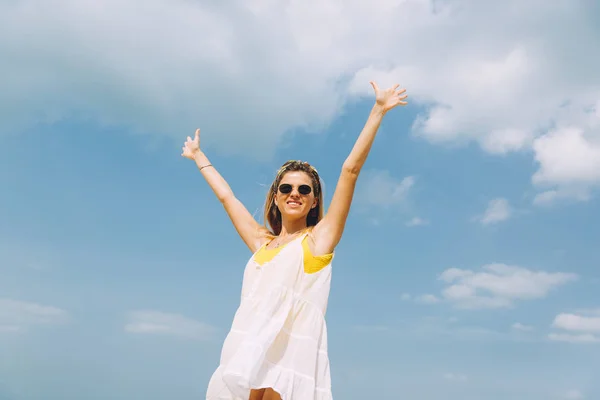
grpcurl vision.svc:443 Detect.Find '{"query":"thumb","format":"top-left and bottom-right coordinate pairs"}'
top-left (370, 81), bottom-right (380, 92)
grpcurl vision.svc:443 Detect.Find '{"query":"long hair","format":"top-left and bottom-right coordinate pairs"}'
top-left (263, 160), bottom-right (324, 236)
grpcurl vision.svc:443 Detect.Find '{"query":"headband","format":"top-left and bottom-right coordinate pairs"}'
top-left (276, 160), bottom-right (319, 175)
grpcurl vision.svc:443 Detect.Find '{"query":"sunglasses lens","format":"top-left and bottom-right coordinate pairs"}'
top-left (299, 185), bottom-right (312, 195)
top-left (278, 184), bottom-right (292, 194)
top-left (278, 184), bottom-right (312, 195)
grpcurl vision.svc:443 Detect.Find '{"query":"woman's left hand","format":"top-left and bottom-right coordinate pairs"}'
top-left (370, 81), bottom-right (408, 112)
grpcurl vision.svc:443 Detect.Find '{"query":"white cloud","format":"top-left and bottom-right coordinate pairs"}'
top-left (357, 170), bottom-right (414, 207)
top-left (415, 294), bottom-right (440, 304)
top-left (0, 1), bottom-right (595, 157)
top-left (564, 389), bottom-right (585, 400)
top-left (532, 190), bottom-right (561, 206)
top-left (548, 333), bottom-right (600, 344)
top-left (429, 264), bottom-right (577, 309)
top-left (0, 298), bottom-right (68, 332)
top-left (406, 217), bottom-right (429, 227)
top-left (533, 127), bottom-right (600, 184)
top-left (400, 292), bottom-right (441, 305)
top-left (125, 310), bottom-right (216, 340)
top-left (347, 4), bottom-right (600, 202)
top-left (478, 198), bottom-right (511, 225)
top-left (532, 126), bottom-right (600, 205)
top-left (443, 372), bottom-right (468, 382)
top-left (0, 0), bottom-right (352, 156)
top-left (0, 325), bottom-right (21, 333)
top-left (511, 322), bottom-right (534, 331)
top-left (553, 313), bottom-right (600, 333)
top-left (2, 0), bottom-right (599, 200)
top-left (548, 311), bottom-right (600, 344)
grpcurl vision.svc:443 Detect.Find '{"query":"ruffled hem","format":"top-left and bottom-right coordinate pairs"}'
top-left (207, 362), bottom-right (332, 400)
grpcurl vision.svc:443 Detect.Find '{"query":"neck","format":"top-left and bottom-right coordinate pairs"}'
top-left (279, 220), bottom-right (308, 237)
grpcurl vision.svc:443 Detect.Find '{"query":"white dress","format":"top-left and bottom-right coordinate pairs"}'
top-left (206, 233), bottom-right (333, 400)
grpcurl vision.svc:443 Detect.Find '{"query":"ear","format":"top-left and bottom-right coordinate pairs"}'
top-left (311, 197), bottom-right (318, 209)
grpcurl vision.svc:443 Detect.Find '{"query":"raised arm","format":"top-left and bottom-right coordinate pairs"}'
top-left (182, 129), bottom-right (265, 252)
top-left (312, 82), bottom-right (408, 254)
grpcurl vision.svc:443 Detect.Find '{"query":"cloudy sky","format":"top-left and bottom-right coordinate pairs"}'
top-left (1, 0), bottom-right (600, 399)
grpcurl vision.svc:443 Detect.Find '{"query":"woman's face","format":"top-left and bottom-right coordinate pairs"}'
top-left (274, 171), bottom-right (317, 220)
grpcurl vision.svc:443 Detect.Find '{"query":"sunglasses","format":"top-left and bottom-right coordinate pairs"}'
top-left (278, 183), bottom-right (312, 195)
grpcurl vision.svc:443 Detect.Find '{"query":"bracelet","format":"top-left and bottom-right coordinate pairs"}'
top-left (199, 163), bottom-right (213, 171)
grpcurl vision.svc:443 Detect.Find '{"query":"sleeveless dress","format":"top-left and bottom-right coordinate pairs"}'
top-left (206, 233), bottom-right (333, 399)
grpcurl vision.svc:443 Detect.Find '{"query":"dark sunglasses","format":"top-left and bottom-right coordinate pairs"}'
top-left (278, 183), bottom-right (312, 195)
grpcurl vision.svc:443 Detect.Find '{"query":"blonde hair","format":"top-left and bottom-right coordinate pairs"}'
top-left (262, 160), bottom-right (324, 236)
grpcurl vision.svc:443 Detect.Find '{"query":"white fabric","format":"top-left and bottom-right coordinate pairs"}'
top-left (206, 233), bottom-right (333, 400)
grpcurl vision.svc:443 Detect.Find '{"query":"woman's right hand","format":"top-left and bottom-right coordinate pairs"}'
top-left (181, 129), bottom-right (201, 160)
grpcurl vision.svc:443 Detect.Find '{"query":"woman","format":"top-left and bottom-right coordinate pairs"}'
top-left (182, 81), bottom-right (407, 400)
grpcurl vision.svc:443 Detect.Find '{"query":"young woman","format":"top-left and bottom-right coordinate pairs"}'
top-left (182, 81), bottom-right (408, 400)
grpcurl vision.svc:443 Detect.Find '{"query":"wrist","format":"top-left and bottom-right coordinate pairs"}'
top-left (194, 151), bottom-right (207, 163)
top-left (194, 151), bottom-right (211, 168)
top-left (371, 103), bottom-right (386, 117)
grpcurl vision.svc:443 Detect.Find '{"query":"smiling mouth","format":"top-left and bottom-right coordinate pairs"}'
top-left (287, 201), bottom-right (302, 206)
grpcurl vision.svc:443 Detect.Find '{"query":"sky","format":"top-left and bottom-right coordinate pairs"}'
top-left (1, 0), bottom-right (600, 399)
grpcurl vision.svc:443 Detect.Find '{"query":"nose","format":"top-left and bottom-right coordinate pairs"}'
top-left (289, 187), bottom-right (301, 197)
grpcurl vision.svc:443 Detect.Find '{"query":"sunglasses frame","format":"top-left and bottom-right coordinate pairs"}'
top-left (278, 183), bottom-right (312, 195)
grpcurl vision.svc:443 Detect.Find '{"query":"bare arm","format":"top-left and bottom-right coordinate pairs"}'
top-left (183, 130), bottom-right (265, 252)
top-left (312, 82), bottom-right (407, 254)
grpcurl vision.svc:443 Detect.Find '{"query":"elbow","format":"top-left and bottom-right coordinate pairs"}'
top-left (218, 191), bottom-right (235, 205)
top-left (342, 161), bottom-right (361, 177)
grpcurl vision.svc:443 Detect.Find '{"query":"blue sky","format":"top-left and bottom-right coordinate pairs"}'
top-left (2, 1), bottom-right (600, 399)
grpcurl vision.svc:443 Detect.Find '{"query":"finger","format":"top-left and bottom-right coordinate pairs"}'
top-left (398, 94), bottom-right (408, 100)
top-left (392, 83), bottom-right (400, 91)
top-left (370, 81), bottom-right (380, 92)
top-left (195, 129), bottom-right (200, 140)
top-left (186, 136), bottom-right (192, 143)
top-left (396, 88), bottom-right (406, 95)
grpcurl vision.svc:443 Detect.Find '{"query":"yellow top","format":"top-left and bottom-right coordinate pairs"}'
top-left (254, 235), bottom-right (333, 274)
